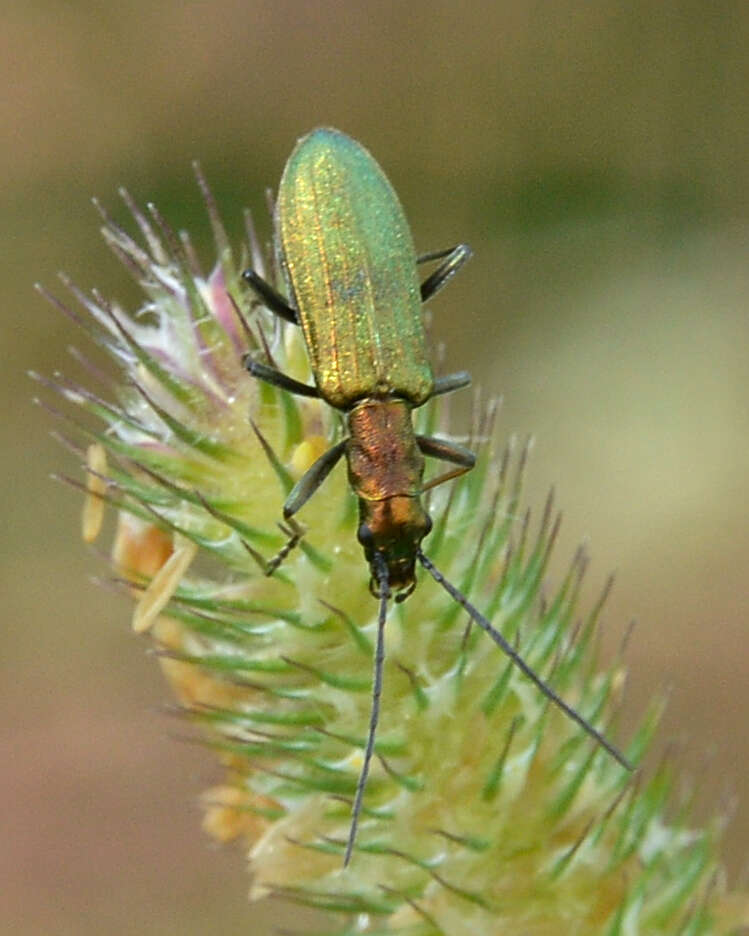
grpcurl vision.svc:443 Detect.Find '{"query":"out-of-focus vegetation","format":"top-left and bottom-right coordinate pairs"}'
top-left (3, 3), bottom-right (747, 934)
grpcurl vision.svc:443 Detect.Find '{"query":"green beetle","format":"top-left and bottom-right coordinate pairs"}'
top-left (244, 128), bottom-right (475, 599)
top-left (242, 128), bottom-right (631, 865)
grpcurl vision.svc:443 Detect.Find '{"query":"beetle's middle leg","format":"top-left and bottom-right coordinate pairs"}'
top-left (417, 434), bottom-right (476, 492)
top-left (417, 244), bottom-right (473, 303)
top-left (433, 371), bottom-right (472, 397)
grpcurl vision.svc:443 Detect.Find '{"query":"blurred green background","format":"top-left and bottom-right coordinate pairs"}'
top-left (3, 2), bottom-right (747, 933)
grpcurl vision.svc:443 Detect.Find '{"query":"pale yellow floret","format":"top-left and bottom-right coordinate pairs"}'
top-left (132, 535), bottom-right (198, 634)
top-left (81, 443), bottom-right (107, 543)
top-left (201, 785), bottom-right (278, 844)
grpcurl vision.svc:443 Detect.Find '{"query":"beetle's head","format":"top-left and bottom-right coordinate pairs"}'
top-left (357, 496), bottom-right (432, 602)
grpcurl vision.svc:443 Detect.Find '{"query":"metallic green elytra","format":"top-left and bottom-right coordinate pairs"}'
top-left (241, 128), bottom-right (632, 866)
top-left (277, 128), bottom-right (433, 409)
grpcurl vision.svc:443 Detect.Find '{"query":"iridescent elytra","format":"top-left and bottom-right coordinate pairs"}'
top-left (242, 128), bottom-right (632, 865)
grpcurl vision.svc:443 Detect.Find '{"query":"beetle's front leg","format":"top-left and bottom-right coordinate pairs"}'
top-left (417, 434), bottom-right (476, 491)
top-left (244, 440), bottom-right (347, 576)
top-left (283, 439), bottom-right (347, 517)
top-left (194, 488), bottom-right (306, 577)
top-left (242, 516), bottom-right (307, 576)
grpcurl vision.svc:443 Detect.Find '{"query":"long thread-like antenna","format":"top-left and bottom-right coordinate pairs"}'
top-left (344, 553), bottom-right (390, 867)
top-left (417, 551), bottom-right (633, 771)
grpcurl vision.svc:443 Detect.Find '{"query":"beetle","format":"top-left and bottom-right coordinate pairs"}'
top-left (241, 128), bottom-right (632, 865)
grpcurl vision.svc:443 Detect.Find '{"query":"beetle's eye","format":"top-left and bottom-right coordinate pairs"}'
top-left (423, 513), bottom-right (433, 536)
top-left (357, 524), bottom-right (374, 548)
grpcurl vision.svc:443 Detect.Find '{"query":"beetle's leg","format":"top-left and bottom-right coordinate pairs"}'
top-left (243, 355), bottom-right (320, 398)
top-left (194, 488), bottom-right (306, 577)
top-left (432, 371), bottom-right (471, 397)
top-left (243, 439), bottom-right (345, 576)
top-left (243, 516), bottom-right (307, 576)
top-left (283, 439), bottom-right (347, 518)
top-left (418, 244), bottom-right (472, 303)
top-left (417, 434), bottom-right (476, 492)
top-left (416, 245), bottom-right (467, 263)
top-left (242, 269), bottom-right (299, 325)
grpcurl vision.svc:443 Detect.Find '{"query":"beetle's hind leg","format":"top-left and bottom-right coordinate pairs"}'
top-left (243, 355), bottom-right (320, 398)
top-left (417, 244), bottom-right (473, 303)
top-left (242, 268), bottom-right (299, 325)
top-left (417, 434), bottom-right (476, 492)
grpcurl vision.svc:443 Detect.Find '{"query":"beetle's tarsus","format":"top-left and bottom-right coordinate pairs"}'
top-left (242, 516), bottom-right (306, 576)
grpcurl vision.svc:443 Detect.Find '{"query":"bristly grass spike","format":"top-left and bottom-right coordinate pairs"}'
top-left (241, 127), bottom-right (633, 867)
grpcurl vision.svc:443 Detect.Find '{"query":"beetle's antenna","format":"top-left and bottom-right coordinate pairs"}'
top-left (344, 553), bottom-right (389, 867)
top-left (417, 551), bottom-right (633, 771)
